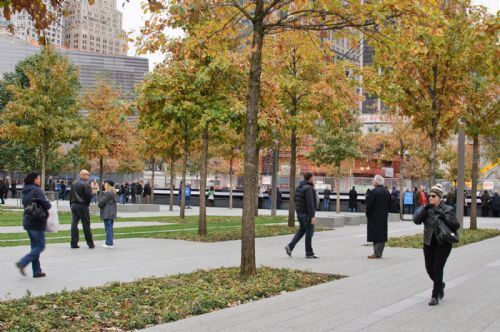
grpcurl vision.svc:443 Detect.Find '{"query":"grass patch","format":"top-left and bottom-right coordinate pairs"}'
top-left (387, 228), bottom-right (500, 249)
top-left (0, 210), bottom-right (286, 226)
top-left (147, 224), bottom-right (330, 242)
top-left (0, 266), bottom-right (344, 331)
top-left (0, 219), bottom-right (319, 247)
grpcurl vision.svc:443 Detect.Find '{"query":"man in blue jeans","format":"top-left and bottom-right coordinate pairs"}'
top-left (285, 172), bottom-right (318, 259)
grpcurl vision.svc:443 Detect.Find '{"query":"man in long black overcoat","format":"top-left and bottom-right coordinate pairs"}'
top-left (366, 175), bottom-right (391, 258)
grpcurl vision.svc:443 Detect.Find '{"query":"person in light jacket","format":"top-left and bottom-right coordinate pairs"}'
top-left (413, 184), bottom-right (460, 306)
top-left (98, 180), bottom-right (117, 248)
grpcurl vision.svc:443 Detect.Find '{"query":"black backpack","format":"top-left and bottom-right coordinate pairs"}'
top-left (25, 198), bottom-right (48, 223)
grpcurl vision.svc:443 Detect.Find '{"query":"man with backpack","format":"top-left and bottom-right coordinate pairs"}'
top-left (284, 172), bottom-right (318, 259)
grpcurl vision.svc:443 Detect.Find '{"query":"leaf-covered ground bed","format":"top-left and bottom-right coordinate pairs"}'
top-left (387, 228), bottom-right (500, 249)
top-left (0, 267), bottom-right (345, 331)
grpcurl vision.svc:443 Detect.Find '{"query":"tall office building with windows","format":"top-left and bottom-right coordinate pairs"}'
top-left (64, 0), bottom-right (126, 55)
top-left (0, 8), bottom-right (65, 46)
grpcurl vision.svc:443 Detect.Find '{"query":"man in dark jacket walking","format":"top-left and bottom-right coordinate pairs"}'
top-left (0, 179), bottom-right (6, 204)
top-left (366, 175), bottom-right (391, 259)
top-left (69, 170), bottom-right (94, 249)
top-left (285, 172), bottom-right (318, 259)
top-left (349, 186), bottom-right (358, 212)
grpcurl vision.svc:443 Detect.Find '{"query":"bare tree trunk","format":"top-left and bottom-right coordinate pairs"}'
top-left (241, 15), bottom-right (264, 278)
top-left (254, 145), bottom-right (260, 217)
top-left (399, 139), bottom-right (404, 220)
top-left (198, 124), bottom-right (209, 236)
top-left (169, 157), bottom-right (174, 211)
top-left (288, 126), bottom-right (297, 227)
top-left (40, 143), bottom-right (47, 193)
top-left (470, 135), bottom-right (479, 230)
top-left (336, 164), bottom-right (341, 213)
top-left (229, 153), bottom-right (234, 209)
top-left (429, 125), bottom-right (438, 187)
top-left (271, 143), bottom-right (278, 217)
top-left (399, 161), bottom-right (404, 220)
top-left (151, 158), bottom-right (156, 203)
top-left (180, 132), bottom-right (189, 219)
top-left (99, 157), bottom-right (104, 201)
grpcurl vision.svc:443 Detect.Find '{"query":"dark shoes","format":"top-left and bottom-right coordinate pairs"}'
top-left (15, 262), bottom-right (26, 276)
top-left (71, 245), bottom-right (80, 249)
top-left (33, 272), bottom-right (46, 278)
top-left (439, 283), bottom-right (445, 299)
top-left (367, 254), bottom-right (382, 259)
top-left (88, 244), bottom-right (95, 249)
top-left (306, 254), bottom-right (319, 259)
top-left (428, 297), bottom-right (439, 306)
top-left (284, 245), bottom-right (292, 257)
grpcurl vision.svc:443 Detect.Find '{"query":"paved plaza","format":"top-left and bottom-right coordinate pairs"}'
top-left (1, 203), bottom-right (499, 331)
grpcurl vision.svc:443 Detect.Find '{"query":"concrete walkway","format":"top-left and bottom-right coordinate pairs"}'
top-left (1, 210), bottom-right (499, 331)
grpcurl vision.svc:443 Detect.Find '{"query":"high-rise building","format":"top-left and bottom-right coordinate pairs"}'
top-left (0, 7), bottom-right (65, 46)
top-left (64, 0), bottom-right (126, 55)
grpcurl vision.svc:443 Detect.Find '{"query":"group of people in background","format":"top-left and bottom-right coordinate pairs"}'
top-left (118, 180), bottom-right (152, 205)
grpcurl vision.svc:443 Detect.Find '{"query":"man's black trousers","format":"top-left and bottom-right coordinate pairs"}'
top-left (70, 203), bottom-right (94, 247)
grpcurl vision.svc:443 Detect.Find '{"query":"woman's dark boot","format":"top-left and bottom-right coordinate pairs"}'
top-left (429, 290), bottom-right (439, 306)
top-left (438, 282), bottom-right (445, 299)
top-left (428, 297), bottom-right (439, 306)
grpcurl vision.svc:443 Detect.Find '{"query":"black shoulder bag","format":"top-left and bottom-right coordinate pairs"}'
top-left (436, 218), bottom-right (459, 244)
top-left (25, 198), bottom-right (49, 223)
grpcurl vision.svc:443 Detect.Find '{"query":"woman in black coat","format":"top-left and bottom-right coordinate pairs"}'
top-left (413, 184), bottom-right (460, 306)
top-left (15, 172), bottom-right (51, 278)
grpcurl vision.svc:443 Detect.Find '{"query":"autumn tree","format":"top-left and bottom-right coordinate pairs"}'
top-left (265, 30), bottom-right (359, 226)
top-left (459, 8), bottom-right (499, 229)
top-left (79, 80), bottom-right (134, 196)
top-left (137, 0), bottom-right (408, 277)
top-left (0, 46), bottom-right (80, 188)
top-left (309, 109), bottom-right (362, 213)
top-left (365, 0), bottom-right (488, 186)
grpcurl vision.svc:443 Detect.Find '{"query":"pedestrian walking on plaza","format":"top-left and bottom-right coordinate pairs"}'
top-left (413, 184), bottom-right (460, 306)
top-left (130, 182), bottom-right (138, 204)
top-left (0, 179), bottom-right (6, 204)
top-left (276, 187), bottom-right (282, 209)
top-left (491, 192), bottom-right (500, 218)
top-left (98, 180), bottom-right (117, 249)
top-left (136, 180), bottom-right (144, 204)
top-left (143, 181), bottom-right (152, 204)
top-left (45, 176), bottom-right (56, 192)
top-left (15, 172), bottom-right (51, 278)
top-left (349, 186), bottom-right (358, 212)
top-left (10, 180), bottom-right (17, 199)
top-left (69, 170), bottom-right (95, 249)
top-left (323, 186), bottom-right (331, 211)
top-left (119, 183), bottom-right (126, 204)
top-left (3, 179), bottom-right (9, 201)
top-left (419, 186), bottom-right (427, 206)
top-left (208, 186), bottom-right (215, 207)
top-left (480, 190), bottom-right (490, 217)
top-left (185, 183), bottom-right (192, 208)
top-left (285, 172), bottom-right (318, 259)
top-left (366, 175), bottom-right (391, 259)
top-left (91, 179), bottom-right (99, 204)
top-left (59, 180), bottom-right (67, 200)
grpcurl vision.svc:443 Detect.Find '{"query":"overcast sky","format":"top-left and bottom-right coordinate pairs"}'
top-left (118, 0), bottom-right (499, 72)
